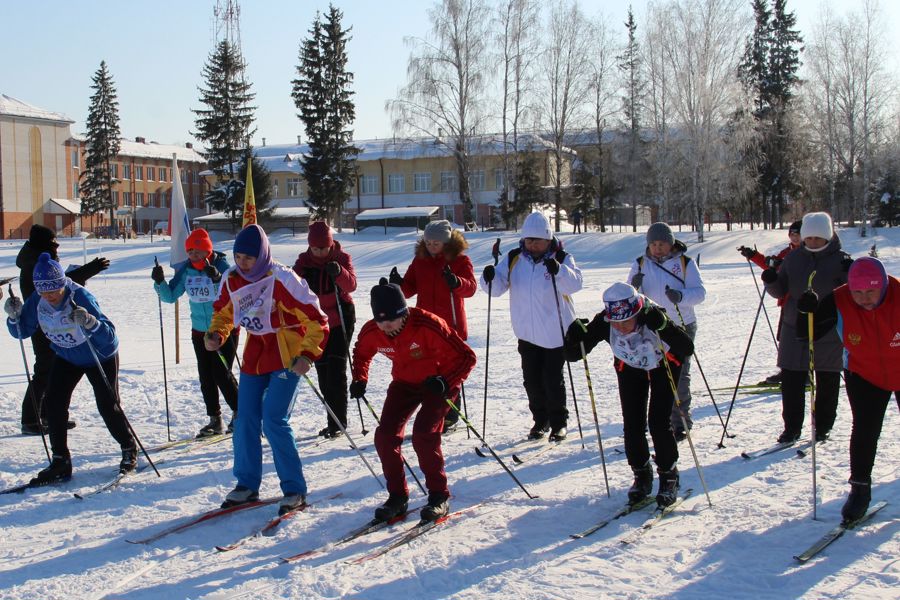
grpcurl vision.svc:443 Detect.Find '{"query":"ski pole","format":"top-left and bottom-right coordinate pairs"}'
top-left (70, 297), bottom-right (159, 477)
top-left (744, 257), bottom-right (778, 352)
top-left (654, 332), bottom-right (712, 508)
top-left (333, 278), bottom-right (367, 436)
top-left (153, 257), bottom-right (172, 441)
top-left (359, 394), bottom-right (425, 496)
top-left (303, 374), bottom-right (384, 489)
top-left (444, 267), bottom-right (469, 438)
top-left (669, 297), bottom-right (733, 439)
top-left (573, 322), bottom-right (610, 496)
top-left (548, 269), bottom-right (585, 448)
top-left (482, 238), bottom-right (502, 442)
top-left (445, 397), bottom-right (537, 499)
top-left (805, 271), bottom-right (819, 520)
top-left (8, 285), bottom-right (51, 463)
top-left (718, 287), bottom-right (766, 448)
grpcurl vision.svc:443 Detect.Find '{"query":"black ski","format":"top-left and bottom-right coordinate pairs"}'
top-left (793, 501), bottom-right (888, 563)
top-left (474, 437), bottom-right (539, 459)
top-left (570, 496), bottom-right (656, 539)
top-left (0, 478), bottom-right (69, 495)
top-left (619, 488), bottom-right (694, 545)
top-left (512, 439), bottom-right (566, 465)
top-left (741, 441), bottom-right (797, 460)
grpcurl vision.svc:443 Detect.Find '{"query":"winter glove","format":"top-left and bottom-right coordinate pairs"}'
top-left (290, 355), bottom-right (312, 376)
top-left (565, 318), bottom-right (590, 347)
top-left (442, 265), bottom-right (460, 290)
top-left (841, 256), bottom-right (854, 272)
top-left (543, 257), bottom-right (560, 276)
top-left (87, 257), bottom-right (110, 276)
top-left (630, 272), bottom-right (644, 289)
top-left (761, 268), bottom-right (778, 284)
top-left (423, 375), bottom-right (448, 396)
top-left (151, 264), bottom-right (165, 284)
top-left (349, 380), bottom-right (367, 399)
top-left (325, 261), bottom-right (342, 279)
top-left (637, 305), bottom-right (667, 331)
top-left (204, 331), bottom-right (223, 351)
top-left (71, 306), bottom-right (98, 330)
top-left (4, 296), bottom-right (23, 320)
top-left (765, 256), bottom-right (783, 270)
top-left (797, 290), bottom-right (819, 314)
top-left (389, 266), bottom-right (403, 286)
top-left (738, 246), bottom-right (757, 260)
top-left (203, 262), bottom-right (222, 283)
top-left (483, 264), bottom-right (495, 283)
top-left (665, 287), bottom-right (683, 304)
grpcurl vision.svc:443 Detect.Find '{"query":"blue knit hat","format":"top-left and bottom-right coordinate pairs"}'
top-left (33, 252), bottom-right (67, 293)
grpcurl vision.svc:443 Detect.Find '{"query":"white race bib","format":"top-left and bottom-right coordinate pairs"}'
top-left (185, 274), bottom-right (218, 304)
top-left (228, 275), bottom-right (276, 334)
top-left (38, 301), bottom-right (88, 349)
top-left (609, 327), bottom-right (667, 370)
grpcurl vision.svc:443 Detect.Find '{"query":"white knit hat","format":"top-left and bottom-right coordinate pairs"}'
top-left (800, 212), bottom-right (833, 241)
top-left (521, 212), bottom-right (552, 240)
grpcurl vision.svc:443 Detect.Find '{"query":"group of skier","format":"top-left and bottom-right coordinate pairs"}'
top-left (4, 211), bottom-right (897, 526)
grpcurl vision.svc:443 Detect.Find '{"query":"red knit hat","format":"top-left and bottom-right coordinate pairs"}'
top-left (308, 221), bottom-right (333, 248)
top-left (185, 228), bottom-right (213, 255)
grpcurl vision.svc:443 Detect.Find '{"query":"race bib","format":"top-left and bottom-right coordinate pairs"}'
top-left (610, 328), bottom-right (667, 370)
top-left (38, 301), bottom-right (88, 349)
top-left (228, 275), bottom-right (276, 335)
top-left (185, 274), bottom-right (218, 304)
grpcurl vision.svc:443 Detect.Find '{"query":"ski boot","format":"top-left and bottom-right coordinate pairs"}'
top-left (221, 485), bottom-right (259, 508)
top-left (197, 415), bottom-right (225, 438)
top-left (628, 462), bottom-right (654, 505)
top-left (548, 427), bottom-right (567, 443)
top-left (374, 493), bottom-right (409, 522)
top-left (655, 467), bottom-right (680, 507)
top-left (30, 454), bottom-right (72, 486)
top-left (841, 480), bottom-right (871, 524)
top-left (279, 493), bottom-right (307, 516)
top-left (527, 422), bottom-right (549, 440)
top-left (420, 492), bottom-right (450, 522)
top-left (119, 445), bottom-right (138, 473)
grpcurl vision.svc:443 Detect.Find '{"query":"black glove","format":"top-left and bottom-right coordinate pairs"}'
top-left (203, 262), bottom-right (222, 283)
top-left (565, 318), bottom-right (589, 346)
top-left (349, 380), bottom-right (367, 399)
top-left (88, 257), bottom-right (110, 275)
top-left (630, 272), bottom-right (644, 289)
top-left (543, 257), bottom-right (560, 276)
top-left (325, 261), bottom-right (342, 279)
top-left (389, 266), bottom-right (403, 286)
top-left (765, 256), bottom-right (783, 269)
top-left (442, 265), bottom-right (460, 290)
top-left (797, 290), bottom-right (819, 314)
top-left (665, 287), bottom-right (683, 304)
top-left (841, 256), bottom-right (854, 272)
top-left (151, 265), bottom-right (165, 284)
top-left (637, 305), bottom-right (667, 331)
top-left (761, 268), bottom-right (778, 284)
top-left (423, 375), bottom-right (447, 396)
top-left (738, 246), bottom-right (757, 260)
top-left (483, 264), bottom-right (495, 283)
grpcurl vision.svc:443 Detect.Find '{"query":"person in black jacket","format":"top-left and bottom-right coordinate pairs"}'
top-left (564, 282), bottom-right (694, 508)
top-left (15, 225), bottom-right (109, 434)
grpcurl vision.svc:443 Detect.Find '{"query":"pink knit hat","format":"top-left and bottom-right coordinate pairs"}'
top-left (847, 257), bottom-right (887, 291)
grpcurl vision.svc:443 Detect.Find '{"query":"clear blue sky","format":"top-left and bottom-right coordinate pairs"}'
top-left (1, 1), bottom-right (894, 149)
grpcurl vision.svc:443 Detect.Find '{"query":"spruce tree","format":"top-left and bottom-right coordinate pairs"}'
top-left (515, 146), bottom-right (544, 218)
top-left (292, 5), bottom-right (358, 224)
top-left (618, 7), bottom-right (646, 231)
top-left (193, 40), bottom-right (256, 183)
top-left (80, 60), bottom-right (121, 234)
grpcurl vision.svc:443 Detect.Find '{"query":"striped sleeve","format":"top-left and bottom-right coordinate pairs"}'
top-left (274, 265), bottom-right (329, 363)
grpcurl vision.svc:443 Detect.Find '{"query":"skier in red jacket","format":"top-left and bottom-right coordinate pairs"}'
top-left (350, 281), bottom-right (476, 523)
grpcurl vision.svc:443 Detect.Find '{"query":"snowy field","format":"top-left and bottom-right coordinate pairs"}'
top-left (0, 223), bottom-right (897, 600)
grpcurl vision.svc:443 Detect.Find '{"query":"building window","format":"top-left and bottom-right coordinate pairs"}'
top-left (159, 167), bottom-right (167, 182)
top-left (193, 170), bottom-right (200, 184)
top-left (413, 172), bottom-right (431, 192)
top-left (494, 168), bottom-right (506, 190)
top-left (123, 164), bottom-right (131, 180)
top-left (71, 150), bottom-right (79, 169)
top-left (73, 182), bottom-right (78, 198)
top-left (136, 192), bottom-right (145, 206)
top-left (123, 192), bottom-right (132, 206)
top-left (360, 175), bottom-right (377, 194)
top-left (110, 163), bottom-right (118, 179)
top-left (112, 191), bottom-right (119, 205)
top-left (440, 172), bottom-right (458, 192)
top-left (287, 178), bottom-right (302, 197)
top-left (181, 169), bottom-right (187, 183)
top-left (388, 174), bottom-right (404, 193)
top-left (146, 167), bottom-right (155, 181)
top-left (135, 166), bottom-right (143, 180)
top-left (470, 169), bottom-right (485, 191)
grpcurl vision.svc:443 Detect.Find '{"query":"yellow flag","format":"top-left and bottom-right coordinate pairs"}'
top-left (242, 157), bottom-right (257, 227)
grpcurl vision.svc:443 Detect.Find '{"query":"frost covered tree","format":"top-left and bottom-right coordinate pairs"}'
top-left (618, 6), bottom-right (647, 232)
top-left (79, 60), bottom-right (121, 233)
top-left (292, 5), bottom-right (358, 224)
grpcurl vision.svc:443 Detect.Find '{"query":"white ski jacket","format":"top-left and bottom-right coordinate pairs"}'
top-left (627, 244), bottom-right (706, 326)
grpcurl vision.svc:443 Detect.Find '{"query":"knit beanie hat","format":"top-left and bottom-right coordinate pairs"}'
top-left (424, 220), bottom-right (453, 244)
top-left (307, 221), bottom-right (334, 248)
top-left (603, 282), bottom-right (644, 322)
top-left (646, 222), bottom-right (675, 246)
top-left (185, 228), bottom-right (214, 255)
top-left (371, 280), bottom-right (408, 322)
top-left (29, 224), bottom-right (56, 248)
top-left (33, 252), bottom-right (67, 293)
top-left (800, 212), bottom-right (833, 241)
top-left (847, 257), bottom-right (887, 291)
top-left (233, 224), bottom-right (274, 283)
top-left (521, 212), bottom-right (553, 240)
top-left (788, 220), bottom-right (803, 234)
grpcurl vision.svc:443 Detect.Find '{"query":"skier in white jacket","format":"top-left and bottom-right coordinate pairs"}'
top-left (480, 212), bottom-right (583, 441)
top-left (627, 222), bottom-right (706, 439)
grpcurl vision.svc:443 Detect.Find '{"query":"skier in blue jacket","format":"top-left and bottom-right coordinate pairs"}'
top-left (152, 228), bottom-right (238, 437)
top-left (5, 253), bottom-right (136, 484)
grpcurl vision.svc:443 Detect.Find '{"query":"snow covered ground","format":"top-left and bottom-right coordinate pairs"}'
top-left (0, 223), bottom-right (897, 600)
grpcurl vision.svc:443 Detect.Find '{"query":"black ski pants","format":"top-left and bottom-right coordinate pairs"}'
top-left (45, 354), bottom-right (134, 457)
top-left (845, 370), bottom-right (899, 483)
top-left (315, 325), bottom-right (352, 431)
top-left (780, 368), bottom-right (839, 436)
top-left (20, 328), bottom-right (54, 425)
top-left (617, 361), bottom-right (682, 472)
top-left (191, 329), bottom-right (238, 417)
top-left (517, 340), bottom-right (568, 430)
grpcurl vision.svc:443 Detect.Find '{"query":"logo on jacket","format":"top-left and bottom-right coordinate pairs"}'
top-left (891, 332), bottom-right (900, 348)
top-left (409, 341), bottom-right (423, 359)
top-left (377, 347), bottom-right (394, 355)
top-left (848, 333), bottom-right (862, 346)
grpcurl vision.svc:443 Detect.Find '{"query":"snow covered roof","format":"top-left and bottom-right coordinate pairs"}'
top-left (117, 139), bottom-right (205, 163)
top-left (356, 206), bottom-right (439, 221)
top-left (45, 198), bottom-right (81, 214)
top-left (192, 205), bottom-right (311, 223)
top-left (0, 94), bottom-right (73, 124)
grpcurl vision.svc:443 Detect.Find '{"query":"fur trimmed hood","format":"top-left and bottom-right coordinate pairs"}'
top-left (414, 229), bottom-right (468, 260)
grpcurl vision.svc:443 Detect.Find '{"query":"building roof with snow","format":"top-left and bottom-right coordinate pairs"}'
top-left (0, 94), bottom-right (74, 124)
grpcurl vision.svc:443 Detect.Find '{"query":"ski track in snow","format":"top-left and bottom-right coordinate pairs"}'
top-left (0, 226), bottom-right (897, 599)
